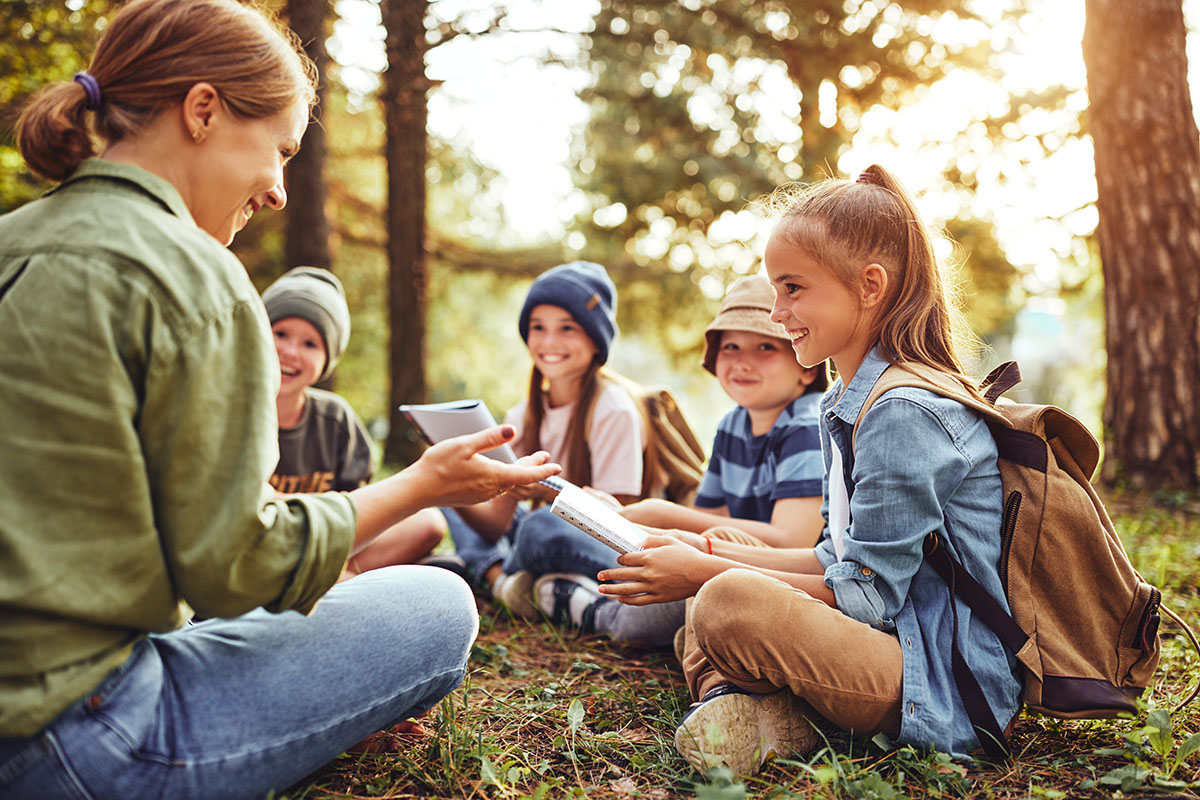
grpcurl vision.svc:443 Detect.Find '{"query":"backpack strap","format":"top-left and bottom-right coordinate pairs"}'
top-left (851, 362), bottom-right (1024, 759)
top-left (979, 361), bottom-right (1022, 404)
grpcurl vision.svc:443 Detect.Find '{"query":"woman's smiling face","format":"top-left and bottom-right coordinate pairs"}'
top-left (189, 100), bottom-right (307, 246)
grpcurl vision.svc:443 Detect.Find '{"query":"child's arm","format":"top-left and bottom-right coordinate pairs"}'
top-left (448, 494), bottom-right (522, 543)
top-left (621, 496), bottom-right (823, 548)
top-left (596, 533), bottom-right (831, 606)
top-left (619, 498), bottom-right (728, 531)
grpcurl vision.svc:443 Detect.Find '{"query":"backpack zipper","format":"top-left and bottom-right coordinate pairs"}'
top-left (999, 490), bottom-right (1021, 595)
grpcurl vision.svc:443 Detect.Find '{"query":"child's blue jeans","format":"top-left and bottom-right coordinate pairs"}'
top-left (473, 505), bottom-right (685, 647)
top-left (0, 565), bottom-right (478, 800)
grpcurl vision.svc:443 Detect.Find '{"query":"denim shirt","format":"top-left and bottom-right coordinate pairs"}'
top-left (813, 348), bottom-right (1021, 757)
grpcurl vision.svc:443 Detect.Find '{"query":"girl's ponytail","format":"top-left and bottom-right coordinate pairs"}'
top-left (16, 81), bottom-right (97, 182)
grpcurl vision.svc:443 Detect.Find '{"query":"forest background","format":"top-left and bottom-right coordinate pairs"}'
top-left (2, 0), bottom-right (1199, 487)
top-left (4, 3), bottom-right (1200, 797)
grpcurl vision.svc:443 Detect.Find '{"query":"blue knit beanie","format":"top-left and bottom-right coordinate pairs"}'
top-left (518, 261), bottom-right (618, 365)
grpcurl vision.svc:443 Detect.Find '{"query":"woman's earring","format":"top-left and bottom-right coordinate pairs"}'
top-left (191, 129), bottom-right (203, 143)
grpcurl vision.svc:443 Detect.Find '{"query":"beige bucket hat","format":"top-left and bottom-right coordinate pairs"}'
top-left (701, 275), bottom-right (790, 375)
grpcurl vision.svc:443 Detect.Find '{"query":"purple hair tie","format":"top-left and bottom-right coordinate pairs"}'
top-left (74, 72), bottom-right (102, 110)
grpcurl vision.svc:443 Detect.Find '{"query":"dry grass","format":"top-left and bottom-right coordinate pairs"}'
top-left (284, 495), bottom-right (1200, 800)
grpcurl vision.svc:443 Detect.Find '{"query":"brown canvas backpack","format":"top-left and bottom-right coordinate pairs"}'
top-left (591, 372), bottom-right (707, 505)
top-left (853, 360), bottom-right (1174, 758)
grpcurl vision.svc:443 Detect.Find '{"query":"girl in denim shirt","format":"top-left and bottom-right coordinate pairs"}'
top-left (598, 164), bottom-right (1021, 774)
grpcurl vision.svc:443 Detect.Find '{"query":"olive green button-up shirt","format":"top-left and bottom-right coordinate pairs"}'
top-left (0, 159), bottom-right (355, 737)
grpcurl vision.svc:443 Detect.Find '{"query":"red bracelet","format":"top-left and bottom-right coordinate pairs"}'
top-left (704, 535), bottom-right (713, 555)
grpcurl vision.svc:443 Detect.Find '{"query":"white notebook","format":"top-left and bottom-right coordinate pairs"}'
top-left (550, 485), bottom-right (649, 554)
top-left (398, 399), bottom-right (517, 463)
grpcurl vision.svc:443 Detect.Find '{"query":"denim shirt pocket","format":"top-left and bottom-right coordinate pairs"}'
top-left (824, 559), bottom-right (894, 631)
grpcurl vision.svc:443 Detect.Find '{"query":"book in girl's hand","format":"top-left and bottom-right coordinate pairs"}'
top-left (549, 484), bottom-right (649, 554)
top-left (398, 399), bottom-right (517, 463)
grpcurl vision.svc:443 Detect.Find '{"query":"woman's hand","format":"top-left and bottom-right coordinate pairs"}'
top-left (595, 534), bottom-right (717, 605)
top-left (409, 426), bottom-right (561, 508)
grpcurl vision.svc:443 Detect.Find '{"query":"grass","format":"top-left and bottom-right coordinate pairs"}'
top-left (284, 491), bottom-right (1200, 800)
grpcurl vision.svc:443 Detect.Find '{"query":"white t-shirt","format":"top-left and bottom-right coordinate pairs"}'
top-left (505, 383), bottom-right (644, 497)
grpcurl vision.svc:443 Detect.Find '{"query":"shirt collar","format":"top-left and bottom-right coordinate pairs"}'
top-left (51, 158), bottom-right (198, 227)
top-left (823, 346), bottom-right (892, 426)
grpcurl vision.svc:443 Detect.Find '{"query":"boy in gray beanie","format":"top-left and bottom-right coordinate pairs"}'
top-left (262, 266), bottom-right (447, 575)
top-left (262, 266), bottom-right (351, 383)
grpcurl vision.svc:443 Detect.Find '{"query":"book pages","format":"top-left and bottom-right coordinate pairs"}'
top-left (550, 486), bottom-right (648, 554)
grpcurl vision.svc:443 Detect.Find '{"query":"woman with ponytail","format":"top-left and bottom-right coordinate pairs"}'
top-left (0, 2), bottom-right (559, 798)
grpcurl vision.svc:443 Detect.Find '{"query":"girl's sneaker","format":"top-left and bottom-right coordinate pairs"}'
top-left (533, 572), bottom-right (611, 632)
top-left (492, 570), bottom-right (537, 619)
top-left (674, 684), bottom-right (820, 775)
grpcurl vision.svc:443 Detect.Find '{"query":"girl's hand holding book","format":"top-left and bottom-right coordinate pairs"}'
top-left (596, 533), bottom-right (720, 605)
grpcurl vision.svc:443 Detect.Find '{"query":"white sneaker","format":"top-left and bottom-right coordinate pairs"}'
top-left (674, 685), bottom-right (820, 775)
top-left (533, 572), bottom-right (610, 632)
top-left (492, 570), bottom-right (537, 620)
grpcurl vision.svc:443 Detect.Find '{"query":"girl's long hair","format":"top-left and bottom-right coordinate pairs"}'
top-left (775, 164), bottom-right (979, 391)
top-left (16, 0), bottom-right (317, 182)
top-left (519, 360), bottom-right (604, 488)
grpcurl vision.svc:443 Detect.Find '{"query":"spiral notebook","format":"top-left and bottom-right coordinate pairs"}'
top-left (549, 484), bottom-right (648, 554)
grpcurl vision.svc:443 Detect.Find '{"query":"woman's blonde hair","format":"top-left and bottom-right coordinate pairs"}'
top-left (16, 0), bottom-right (317, 182)
top-left (774, 164), bottom-right (979, 389)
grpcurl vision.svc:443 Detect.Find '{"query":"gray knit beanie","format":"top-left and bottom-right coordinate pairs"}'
top-left (261, 266), bottom-right (350, 381)
top-left (517, 261), bottom-right (618, 365)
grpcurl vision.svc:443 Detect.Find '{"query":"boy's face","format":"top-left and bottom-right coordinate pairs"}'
top-left (272, 317), bottom-right (327, 395)
top-left (715, 329), bottom-right (811, 414)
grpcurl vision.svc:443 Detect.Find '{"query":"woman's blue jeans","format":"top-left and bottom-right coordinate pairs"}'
top-left (0, 565), bottom-right (478, 800)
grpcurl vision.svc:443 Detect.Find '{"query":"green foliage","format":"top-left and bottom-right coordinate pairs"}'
top-left (0, 0), bottom-right (118, 211)
top-left (571, 0), bottom-right (1038, 342)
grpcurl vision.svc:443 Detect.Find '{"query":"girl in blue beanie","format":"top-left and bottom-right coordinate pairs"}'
top-left (445, 262), bottom-right (648, 613)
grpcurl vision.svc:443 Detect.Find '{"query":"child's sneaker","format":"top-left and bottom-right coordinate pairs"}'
top-left (492, 570), bottom-right (537, 619)
top-left (533, 572), bottom-right (611, 632)
top-left (674, 684), bottom-right (820, 775)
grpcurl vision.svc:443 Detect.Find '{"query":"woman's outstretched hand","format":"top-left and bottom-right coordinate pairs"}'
top-left (595, 532), bottom-right (717, 605)
top-left (410, 425), bottom-right (561, 508)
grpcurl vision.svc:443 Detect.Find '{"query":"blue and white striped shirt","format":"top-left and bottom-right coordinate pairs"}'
top-left (693, 392), bottom-right (824, 521)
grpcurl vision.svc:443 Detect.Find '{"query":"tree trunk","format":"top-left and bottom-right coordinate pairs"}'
top-left (381, 0), bottom-right (429, 466)
top-left (284, 0), bottom-right (332, 270)
top-left (1083, 0), bottom-right (1200, 488)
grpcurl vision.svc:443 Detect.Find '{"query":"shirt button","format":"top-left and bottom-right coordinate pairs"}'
top-left (88, 695), bottom-right (102, 709)
top-left (908, 702), bottom-right (916, 716)
top-left (905, 636), bottom-right (913, 648)
top-left (860, 567), bottom-right (873, 577)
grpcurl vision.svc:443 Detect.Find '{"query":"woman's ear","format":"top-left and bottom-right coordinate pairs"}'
top-left (181, 82), bottom-right (222, 143)
top-left (859, 263), bottom-right (888, 309)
